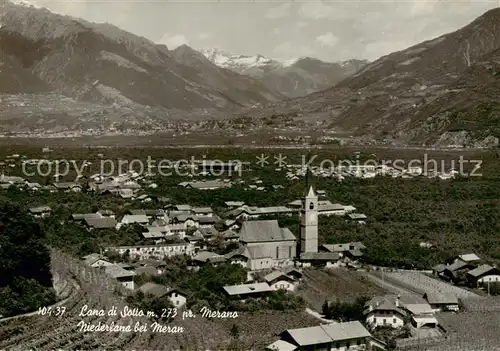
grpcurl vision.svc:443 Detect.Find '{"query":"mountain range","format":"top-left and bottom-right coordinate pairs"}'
top-left (239, 7), bottom-right (500, 146)
top-left (200, 48), bottom-right (368, 98)
top-left (1, 0), bottom-right (500, 146)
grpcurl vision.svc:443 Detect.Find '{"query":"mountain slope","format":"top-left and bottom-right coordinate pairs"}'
top-left (260, 57), bottom-right (368, 98)
top-left (249, 7), bottom-right (500, 146)
top-left (0, 1), bottom-right (282, 112)
top-left (200, 48), bottom-right (368, 98)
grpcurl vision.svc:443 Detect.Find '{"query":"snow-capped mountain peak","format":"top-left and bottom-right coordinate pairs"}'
top-left (199, 48), bottom-right (287, 75)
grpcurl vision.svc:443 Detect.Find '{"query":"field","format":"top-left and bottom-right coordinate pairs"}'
top-left (382, 271), bottom-right (479, 298)
top-left (296, 268), bottom-right (388, 311)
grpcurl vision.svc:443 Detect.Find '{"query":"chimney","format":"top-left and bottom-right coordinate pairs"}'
top-left (395, 295), bottom-right (401, 307)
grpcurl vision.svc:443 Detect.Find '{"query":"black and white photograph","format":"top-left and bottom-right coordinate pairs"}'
top-left (0, 0), bottom-right (499, 350)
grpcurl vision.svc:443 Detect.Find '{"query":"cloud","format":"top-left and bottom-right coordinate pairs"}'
top-left (158, 34), bottom-right (188, 49)
top-left (296, 21), bottom-right (309, 28)
top-left (315, 32), bottom-right (339, 47)
top-left (265, 3), bottom-right (291, 19)
top-left (298, 2), bottom-right (335, 20)
top-left (272, 28), bottom-right (281, 35)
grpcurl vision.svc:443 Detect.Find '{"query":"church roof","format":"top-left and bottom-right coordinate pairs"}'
top-left (239, 220), bottom-right (296, 243)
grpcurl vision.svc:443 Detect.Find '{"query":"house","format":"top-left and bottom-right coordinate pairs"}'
top-left (85, 217), bottom-right (118, 230)
top-left (226, 205), bottom-right (295, 220)
top-left (29, 205), bottom-right (52, 218)
top-left (423, 292), bottom-right (459, 312)
top-left (364, 295), bottom-right (407, 328)
top-left (404, 303), bottom-right (438, 328)
top-left (320, 242), bottom-right (366, 261)
top-left (72, 213), bottom-right (102, 222)
top-left (317, 200), bottom-right (346, 216)
top-left (442, 259), bottom-right (475, 282)
top-left (96, 209), bottom-right (116, 218)
top-left (53, 182), bottom-right (82, 192)
top-left (224, 248), bottom-right (250, 268)
top-left (181, 180), bottom-right (232, 190)
top-left (222, 282), bottom-right (272, 299)
top-left (138, 282), bottom-right (187, 308)
top-left (238, 220), bottom-right (296, 271)
top-left (192, 251), bottom-right (227, 265)
top-left (82, 253), bottom-right (114, 267)
top-left (193, 227), bottom-right (219, 241)
top-left (173, 214), bottom-right (200, 229)
top-left (135, 266), bottom-right (159, 276)
top-left (221, 229), bottom-right (239, 242)
top-left (104, 264), bottom-right (136, 290)
top-left (225, 201), bottom-right (245, 208)
top-left (264, 271), bottom-right (299, 292)
top-left (119, 188), bottom-right (135, 199)
top-left (466, 264), bottom-right (500, 288)
top-left (457, 253), bottom-right (482, 264)
top-left (197, 216), bottom-right (217, 228)
top-left (137, 259), bottom-right (167, 274)
top-left (192, 207), bottom-right (214, 217)
top-left (266, 321), bottom-right (374, 351)
top-left (348, 213), bottom-right (367, 224)
top-left (120, 214), bottom-right (149, 225)
top-left (104, 243), bottom-right (194, 260)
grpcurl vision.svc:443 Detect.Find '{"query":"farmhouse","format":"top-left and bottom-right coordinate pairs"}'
top-left (405, 303), bottom-right (438, 328)
top-left (348, 213), bottom-right (367, 224)
top-left (120, 214), bottom-right (149, 226)
top-left (192, 251), bottom-right (227, 266)
top-left (457, 253), bottom-right (482, 264)
top-left (442, 259), bottom-right (475, 282)
top-left (104, 264), bottom-right (136, 290)
top-left (422, 292), bottom-right (459, 312)
top-left (29, 205), bottom-right (52, 218)
top-left (266, 321), bottom-right (373, 351)
top-left (138, 282), bottom-right (187, 308)
top-left (84, 217), bottom-right (118, 230)
top-left (264, 271), bottom-right (299, 292)
top-left (222, 282), bottom-right (272, 299)
top-left (364, 295), bottom-right (407, 328)
top-left (317, 200), bottom-right (346, 216)
top-left (82, 253), bottom-right (114, 267)
top-left (466, 264), bottom-right (500, 288)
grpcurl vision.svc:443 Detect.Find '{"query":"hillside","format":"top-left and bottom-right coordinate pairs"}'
top-left (241, 7), bottom-right (500, 146)
top-left (259, 58), bottom-right (368, 98)
top-left (0, 1), bottom-right (282, 124)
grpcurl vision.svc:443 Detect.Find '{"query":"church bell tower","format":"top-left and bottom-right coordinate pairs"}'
top-left (300, 185), bottom-right (318, 253)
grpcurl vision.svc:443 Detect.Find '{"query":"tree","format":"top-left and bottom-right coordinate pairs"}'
top-left (0, 200), bottom-right (55, 317)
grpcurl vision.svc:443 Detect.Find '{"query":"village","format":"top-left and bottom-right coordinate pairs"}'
top-left (0, 148), bottom-right (499, 350)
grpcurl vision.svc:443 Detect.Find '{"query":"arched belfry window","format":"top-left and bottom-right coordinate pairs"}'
top-left (309, 202), bottom-right (314, 210)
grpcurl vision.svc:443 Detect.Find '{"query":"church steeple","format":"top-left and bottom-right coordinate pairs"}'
top-left (307, 186), bottom-right (315, 198)
top-left (300, 181), bottom-right (318, 254)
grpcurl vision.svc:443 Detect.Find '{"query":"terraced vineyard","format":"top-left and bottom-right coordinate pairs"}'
top-left (297, 268), bottom-right (388, 311)
top-left (401, 311), bottom-right (500, 350)
top-left (0, 250), bottom-right (319, 350)
top-left (384, 271), bottom-right (480, 298)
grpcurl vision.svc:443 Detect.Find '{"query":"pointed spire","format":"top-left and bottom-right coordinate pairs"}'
top-left (307, 185), bottom-right (315, 197)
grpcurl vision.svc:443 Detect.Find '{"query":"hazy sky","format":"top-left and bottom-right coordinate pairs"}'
top-left (14, 0), bottom-right (500, 62)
